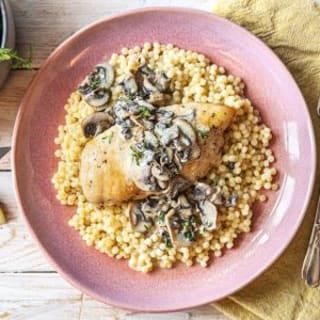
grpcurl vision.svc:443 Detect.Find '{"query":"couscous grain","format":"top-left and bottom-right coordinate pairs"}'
top-left (52, 43), bottom-right (278, 272)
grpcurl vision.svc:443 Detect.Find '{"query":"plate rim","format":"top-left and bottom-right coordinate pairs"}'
top-left (12, 6), bottom-right (317, 312)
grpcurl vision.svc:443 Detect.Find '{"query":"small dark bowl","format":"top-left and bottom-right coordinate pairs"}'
top-left (0, 0), bottom-right (15, 88)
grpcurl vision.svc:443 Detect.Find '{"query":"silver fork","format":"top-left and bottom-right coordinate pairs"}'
top-left (301, 97), bottom-right (320, 287)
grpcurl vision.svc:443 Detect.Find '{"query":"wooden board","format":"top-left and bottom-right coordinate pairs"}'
top-left (0, 0), bottom-right (228, 318)
top-left (0, 273), bottom-right (225, 320)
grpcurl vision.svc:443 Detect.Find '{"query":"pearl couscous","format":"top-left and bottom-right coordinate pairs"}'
top-left (52, 43), bottom-right (278, 273)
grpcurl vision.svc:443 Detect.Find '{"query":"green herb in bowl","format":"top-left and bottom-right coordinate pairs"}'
top-left (0, 47), bottom-right (33, 69)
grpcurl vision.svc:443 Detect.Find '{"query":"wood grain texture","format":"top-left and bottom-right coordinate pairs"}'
top-left (0, 70), bottom-right (35, 141)
top-left (0, 71), bottom-right (36, 170)
top-left (0, 0), bottom-right (228, 319)
top-left (0, 172), bottom-right (52, 271)
top-left (0, 274), bottom-right (225, 320)
top-left (11, 0), bottom-right (212, 67)
top-left (0, 273), bottom-right (81, 320)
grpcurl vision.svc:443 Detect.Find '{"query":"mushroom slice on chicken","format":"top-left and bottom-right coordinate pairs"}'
top-left (79, 103), bottom-right (235, 204)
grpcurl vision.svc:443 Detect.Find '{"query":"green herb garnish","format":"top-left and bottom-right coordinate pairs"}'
top-left (181, 216), bottom-right (198, 242)
top-left (184, 230), bottom-right (196, 242)
top-left (158, 211), bottom-right (165, 223)
top-left (196, 128), bottom-right (210, 138)
top-left (0, 47), bottom-right (33, 70)
top-left (162, 231), bottom-right (173, 248)
top-left (90, 77), bottom-right (101, 90)
top-left (102, 132), bottom-right (114, 144)
top-left (144, 224), bottom-right (152, 232)
top-left (137, 105), bottom-right (151, 118)
top-left (130, 145), bottom-right (144, 165)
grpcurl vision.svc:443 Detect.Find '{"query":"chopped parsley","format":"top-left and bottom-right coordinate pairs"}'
top-left (89, 77), bottom-right (101, 90)
top-left (183, 230), bottom-right (196, 242)
top-left (162, 231), bottom-right (173, 248)
top-left (102, 132), bottom-right (114, 144)
top-left (137, 105), bottom-right (152, 118)
top-left (196, 128), bottom-right (210, 138)
top-left (158, 211), bottom-right (165, 223)
top-left (144, 223), bottom-right (152, 232)
top-left (181, 216), bottom-right (198, 242)
top-left (130, 145), bottom-right (144, 165)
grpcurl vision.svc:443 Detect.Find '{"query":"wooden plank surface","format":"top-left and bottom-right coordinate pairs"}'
top-left (0, 0), bottom-right (228, 319)
top-left (12, 0), bottom-right (212, 67)
top-left (0, 273), bottom-right (225, 320)
top-left (0, 172), bottom-right (51, 271)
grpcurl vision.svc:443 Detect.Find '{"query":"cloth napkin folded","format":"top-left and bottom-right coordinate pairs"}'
top-left (210, 0), bottom-right (320, 319)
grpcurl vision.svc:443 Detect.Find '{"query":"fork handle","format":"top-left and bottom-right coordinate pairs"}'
top-left (302, 192), bottom-right (320, 287)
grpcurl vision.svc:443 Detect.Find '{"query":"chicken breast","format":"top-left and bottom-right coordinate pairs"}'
top-left (80, 103), bottom-right (235, 204)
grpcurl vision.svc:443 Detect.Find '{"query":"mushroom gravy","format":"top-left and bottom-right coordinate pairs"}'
top-left (78, 62), bottom-right (236, 248)
top-left (52, 43), bottom-right (278, 272)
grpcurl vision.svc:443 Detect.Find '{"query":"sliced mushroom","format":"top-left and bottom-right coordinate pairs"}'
top-left (173, 137), bottom-right (188, 152)
top-left (144, 131), bottom-right (159, 149)
top-left (84, 88), bottom-right (110, 109)
top-left (165, 210), bottom-right (192, 247)
top-left (134, 98), bottom-right (156, 112)
top-left (129, 115), bottom-right (145, 128)
top-left (120, 75), bottom-right (138, 96)
top-left (136, 64), bottom-right (155, 80)
top-left (170, 177), bottom-right (193, 198)
top-left (156, 124), bottom-right (179, 146)
top-left (128, 202), bottom-right (153, 233)
top-left (140, 197), bottom-right (162, 218)
top-left (157, 180), bottom-right (169, 190)
top-left (147, 92), bottom-right (172, 107)
top-left (151, 162), bottom-right (170, 181)
top-left (173, 152), bottom-right (183, 170)
top-left (143, 77), bottom-right (158, 93)
top-left (179, 148), bottom-right (191, 163)
top-left (78, 63), bottom-right (114, 109)
top-left (78, 82), bottom-right (92, 96)
top-left (81, 112), bottom-right (114, 138)
top-left (133, 65), bottom-right (153, 91)
top-left (142, 119), bottom-right (154, 130)
top-left (177, 195), bottom-right (190, 208)
top-left (179, 208), bottom-right (193, 218)
top-left (210, 187), bottom-right (224, 205)
top-left (114, 105), bottom-right (130, 120)
top-left (160, 147), bottom-right (174, 167)
top-left (164, 208), bottom-right (176, 244)
top-left (157, 109), bottom-right (174, 121)
top-left (155, 71), bottom-right (171, 92)
top-left (174, 118), bottom-right (197, 145)
top-left (179, 134), bottom-right (192, 148)
top-left (95, 63), bottom-right (114, 89)
top-left (192, 183), bottom-right (212, 201)
top-left (199, 200), bottom-right (218, 231)
top-left (176, 195), bottom-right (193, 217)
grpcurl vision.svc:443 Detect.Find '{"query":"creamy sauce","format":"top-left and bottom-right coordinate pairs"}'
top-left (79, 102), bottom-right (235, 205)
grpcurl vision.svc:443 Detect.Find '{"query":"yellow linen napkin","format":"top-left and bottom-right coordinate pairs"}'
top-left (210, 0), bottom-right (320, 319)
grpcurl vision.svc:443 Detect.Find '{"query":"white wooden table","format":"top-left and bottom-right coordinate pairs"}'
top-left (0, 0), bottom-right (229, 319)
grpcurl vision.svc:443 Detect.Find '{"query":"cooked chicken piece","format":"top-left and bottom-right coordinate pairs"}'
top-left (163, 103), bottom-right (234, 181)
top-left (80, 103), bottom-right (235, 204)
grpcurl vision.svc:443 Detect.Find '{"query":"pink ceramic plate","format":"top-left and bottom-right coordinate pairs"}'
top-left (12, 8), bottom-right (316, 312)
